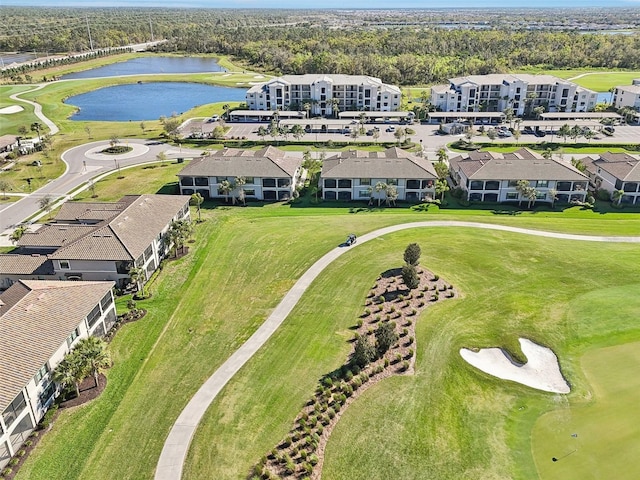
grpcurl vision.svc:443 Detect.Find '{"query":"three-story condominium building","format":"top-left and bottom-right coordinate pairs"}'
top-left (0, 280), bottom-right (116, 469)
top-left (320, 147), bottom-right (438, 203)
top-left (431, 74), bottom-right (597, 116)
top-left (612, 79), bottom-right (640, 123)
top-left (245, 74), bottom-right (402, 116)
top-left (449, 148), bottom-right (589, 204)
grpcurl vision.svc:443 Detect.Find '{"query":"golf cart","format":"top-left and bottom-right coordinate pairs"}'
top-left (345, 233), bottom-right (357, 246)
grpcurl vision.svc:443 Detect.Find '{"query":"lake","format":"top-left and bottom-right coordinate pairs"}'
top-left (61, 56), bottom-right (225, 79)
top-left (65, 82), bottom-right (246, 121)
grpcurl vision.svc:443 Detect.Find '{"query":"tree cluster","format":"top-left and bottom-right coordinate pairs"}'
top-left (52, 337), bottom-right (112, 397)
top-left (402, 243), bottom-right (422, 290)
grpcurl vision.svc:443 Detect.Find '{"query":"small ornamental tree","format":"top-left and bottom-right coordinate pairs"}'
top-left (402, 264), bottom-right (420, 290)
top-left (375, 321), bottom-right (398, 356)
top-left (403, 243), bottom-right (421, 266)
top-left (351, 336), bottom-right (377, 368)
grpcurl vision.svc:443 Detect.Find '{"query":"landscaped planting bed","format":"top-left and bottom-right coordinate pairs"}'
top-left (252, 263), bottom-right (456, 480)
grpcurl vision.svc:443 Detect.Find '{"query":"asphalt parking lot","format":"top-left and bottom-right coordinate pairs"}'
top-left (181, 118), bottom-right (640, 153)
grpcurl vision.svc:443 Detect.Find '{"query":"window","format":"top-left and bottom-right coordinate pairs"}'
top-left (2, 392), bottom-right (26, 428)
top-left (244, 189), bottom-right (256, 196)
top-left (194, 177), bottom-right (208, 186)
top-left (557, 181), bottom-right (572, 191)
top-left (360, 178), bottom-right (371, 186)
top-left (263, 178), bottom-right (276, 188)
top-left (358, 190), bottom-right (371, 198)
top-left (386, 179), bottom-right (397, 186)
top-left (485, 181), bottom-right (500, 190)
top-left (470, 180), bottom-right (484, 190)
top-left (180, 177), bottom-right (194, 187)
top-left (59, 260), bottom-right (70, 270)
top-left (66, 327), bottom-right (80, 347)
top-left (34, 363), bottom-right (49, 384)
top-left (244, 177), bottom-right (254, 185)
top-left (406, 180), bottom-right (420, 190)
top-left (39, 382), bottom-right (56, 409)
top-left (86, 304), bottom-right (102, 329)
top-left (324, 179), bottom-right (337, 189)
top-left (100, 291), bottom-right (112, 312)
top-left (508, 180), bottom-right (519, 188)
top-left (277, 178), bottom-right (290, 188)
top-left (506, 192), bottom-right (519, 200)
top-left (536, 180), bottom-right (549, 188)
top-left (143, 244), bottom-right (154, 262)
top-left (337, 179), bottom-right (352, 189)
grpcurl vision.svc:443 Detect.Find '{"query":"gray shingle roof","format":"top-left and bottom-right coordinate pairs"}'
top-left (0, 254), bottom-right (54, 275)
top-left (49, 195), bottom-right (189, 261)
top-left (450, 148), bottom-right (588, 181)
top-left (0, 280), bottom-right (114, 413)
top-left (55, 201), bottom-right (128, 223)
top-left (321, 147), bottom-right (438, 179)
top-left (592, 152), bottom-right (640, 182)
top-left (178, 147), bottom-right (302, 179)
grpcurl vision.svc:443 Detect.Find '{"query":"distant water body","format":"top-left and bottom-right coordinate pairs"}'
top-left (65, 82), bottom-right (245, 121)
top-left (61, 56), bottom-right (225, 79)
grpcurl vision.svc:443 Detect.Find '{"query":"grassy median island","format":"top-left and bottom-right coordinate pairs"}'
top-left (13, 208), bottom-right (640, 480)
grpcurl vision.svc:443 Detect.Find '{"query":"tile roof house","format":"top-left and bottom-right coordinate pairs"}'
top-left (449, 148), bottom-right (589, 204)
top-left (177, 147), bottom-right (303, 202)
top-left (586, 152), bottom-right (640, 205)
top-left (2, 195), bottom-right (190, 290)
top-left (0, 254), bottom-right (55, 290)
top-left (0, 280), bottom-right (116, 469)
top-left (320, 147), bottom-right (438, 203)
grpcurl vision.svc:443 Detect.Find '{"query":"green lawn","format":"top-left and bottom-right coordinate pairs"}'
top-left (0, 85), bottom-right (37, 135)
top-left (532, 338), bottom-right (640, 480)
top-left (15, 197), bottom-right (640, 480)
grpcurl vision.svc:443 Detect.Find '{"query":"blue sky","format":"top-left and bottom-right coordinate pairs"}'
top-left (4, 0), bottom-right (639, 7)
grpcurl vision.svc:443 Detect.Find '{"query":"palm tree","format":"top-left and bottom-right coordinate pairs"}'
top-left (557, 124), bottom-right (571, 144)
top-left (222, 104), bottom-right (231, 121)
top-left (303, 101), bottom-right (311, 119)
top-left (129, 266), bottom-right (146, 297)
top-left (583, 129), bottom-right (596, 143)
top-left (233, 176), bottom-right (246, 206)
top-left (75, 337), bottom-right (111, 388)
top-left (515, 180), bottom-right (530, 207)
top-left (191, 192), bottom-right (204, 222)
top-left (548, 188), bottom-right (558, 208)
top-left (330, 97), bottom-right (340, 118)
top-left (435, 178), bottom-right (449, 201)
top-left (541, 148), bottom-right (553, 160)
top-left (156, 151), bottom-right (167, 166)
top-left (385, 184), bottom-right (398, 207)
top-left (436, 148), bottom-right (448, 164)
top-left (613, 189), bottom-right (625, 206)
top-left (374, 181), bottom-right (387, 207)
top-left (290, 124), bottom-right (304, 141)
top-left (219, 179), bottom-right (232, 203)
top-left (52, 351), bottom-right (86, 398)
top-left (109, 135), bottom-right (120, 148)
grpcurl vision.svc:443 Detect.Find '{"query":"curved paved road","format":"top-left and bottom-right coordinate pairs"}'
top-left (0, 139), bottom-right (204, 241)
top-left (154, 221), bottom-right (640, 480)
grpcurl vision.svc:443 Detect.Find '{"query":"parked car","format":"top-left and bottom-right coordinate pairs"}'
top-left (207, 115), bottom-right (219, 123)
top-left (498, 130), bottom-right (512, 137)
top-left (386, 126), bottom-right (396, 132)
top-left (366, 129), bottom-right (375, 136)
top-left (603, 126), bottom-right (615, 134)
top-left (523, 126), bottom-right (534, 134)
top-left (534, 129), bottom-right (546, 137)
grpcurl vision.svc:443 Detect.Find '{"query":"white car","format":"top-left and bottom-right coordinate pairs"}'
top-left (208, 115), bottom-right (219, 123)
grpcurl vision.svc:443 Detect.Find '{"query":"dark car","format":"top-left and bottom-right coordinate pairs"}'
top-left (523, 126), bottom-right (534, 134)
top-left (534, 129), bottom-right (546, 137)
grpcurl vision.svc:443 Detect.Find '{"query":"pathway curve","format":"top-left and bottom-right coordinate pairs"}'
top-left (154, 221), bottom-right (640, 480)
top-left (10, 83), bottom-right (59, 136)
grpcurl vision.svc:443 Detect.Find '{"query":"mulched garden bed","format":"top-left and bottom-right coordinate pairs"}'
top-left (59, 374), bottom-right (107, 409)
top-left (252, 266), bottom-right (458, 480)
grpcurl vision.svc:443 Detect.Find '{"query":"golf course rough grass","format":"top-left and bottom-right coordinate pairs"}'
top-left (13, 202), bottom-right (640, 480)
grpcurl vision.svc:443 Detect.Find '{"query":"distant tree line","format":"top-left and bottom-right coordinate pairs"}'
top-left (2, 7), bottom-right (640, 85)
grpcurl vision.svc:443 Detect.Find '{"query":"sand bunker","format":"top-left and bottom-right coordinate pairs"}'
top-left (0, 105), bottom-right (24, 114)
top-left (460, 338), bottom-right (570, 394)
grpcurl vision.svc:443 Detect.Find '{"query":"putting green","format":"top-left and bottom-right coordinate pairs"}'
top-left (532, 338), bottom-right (640, 480)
